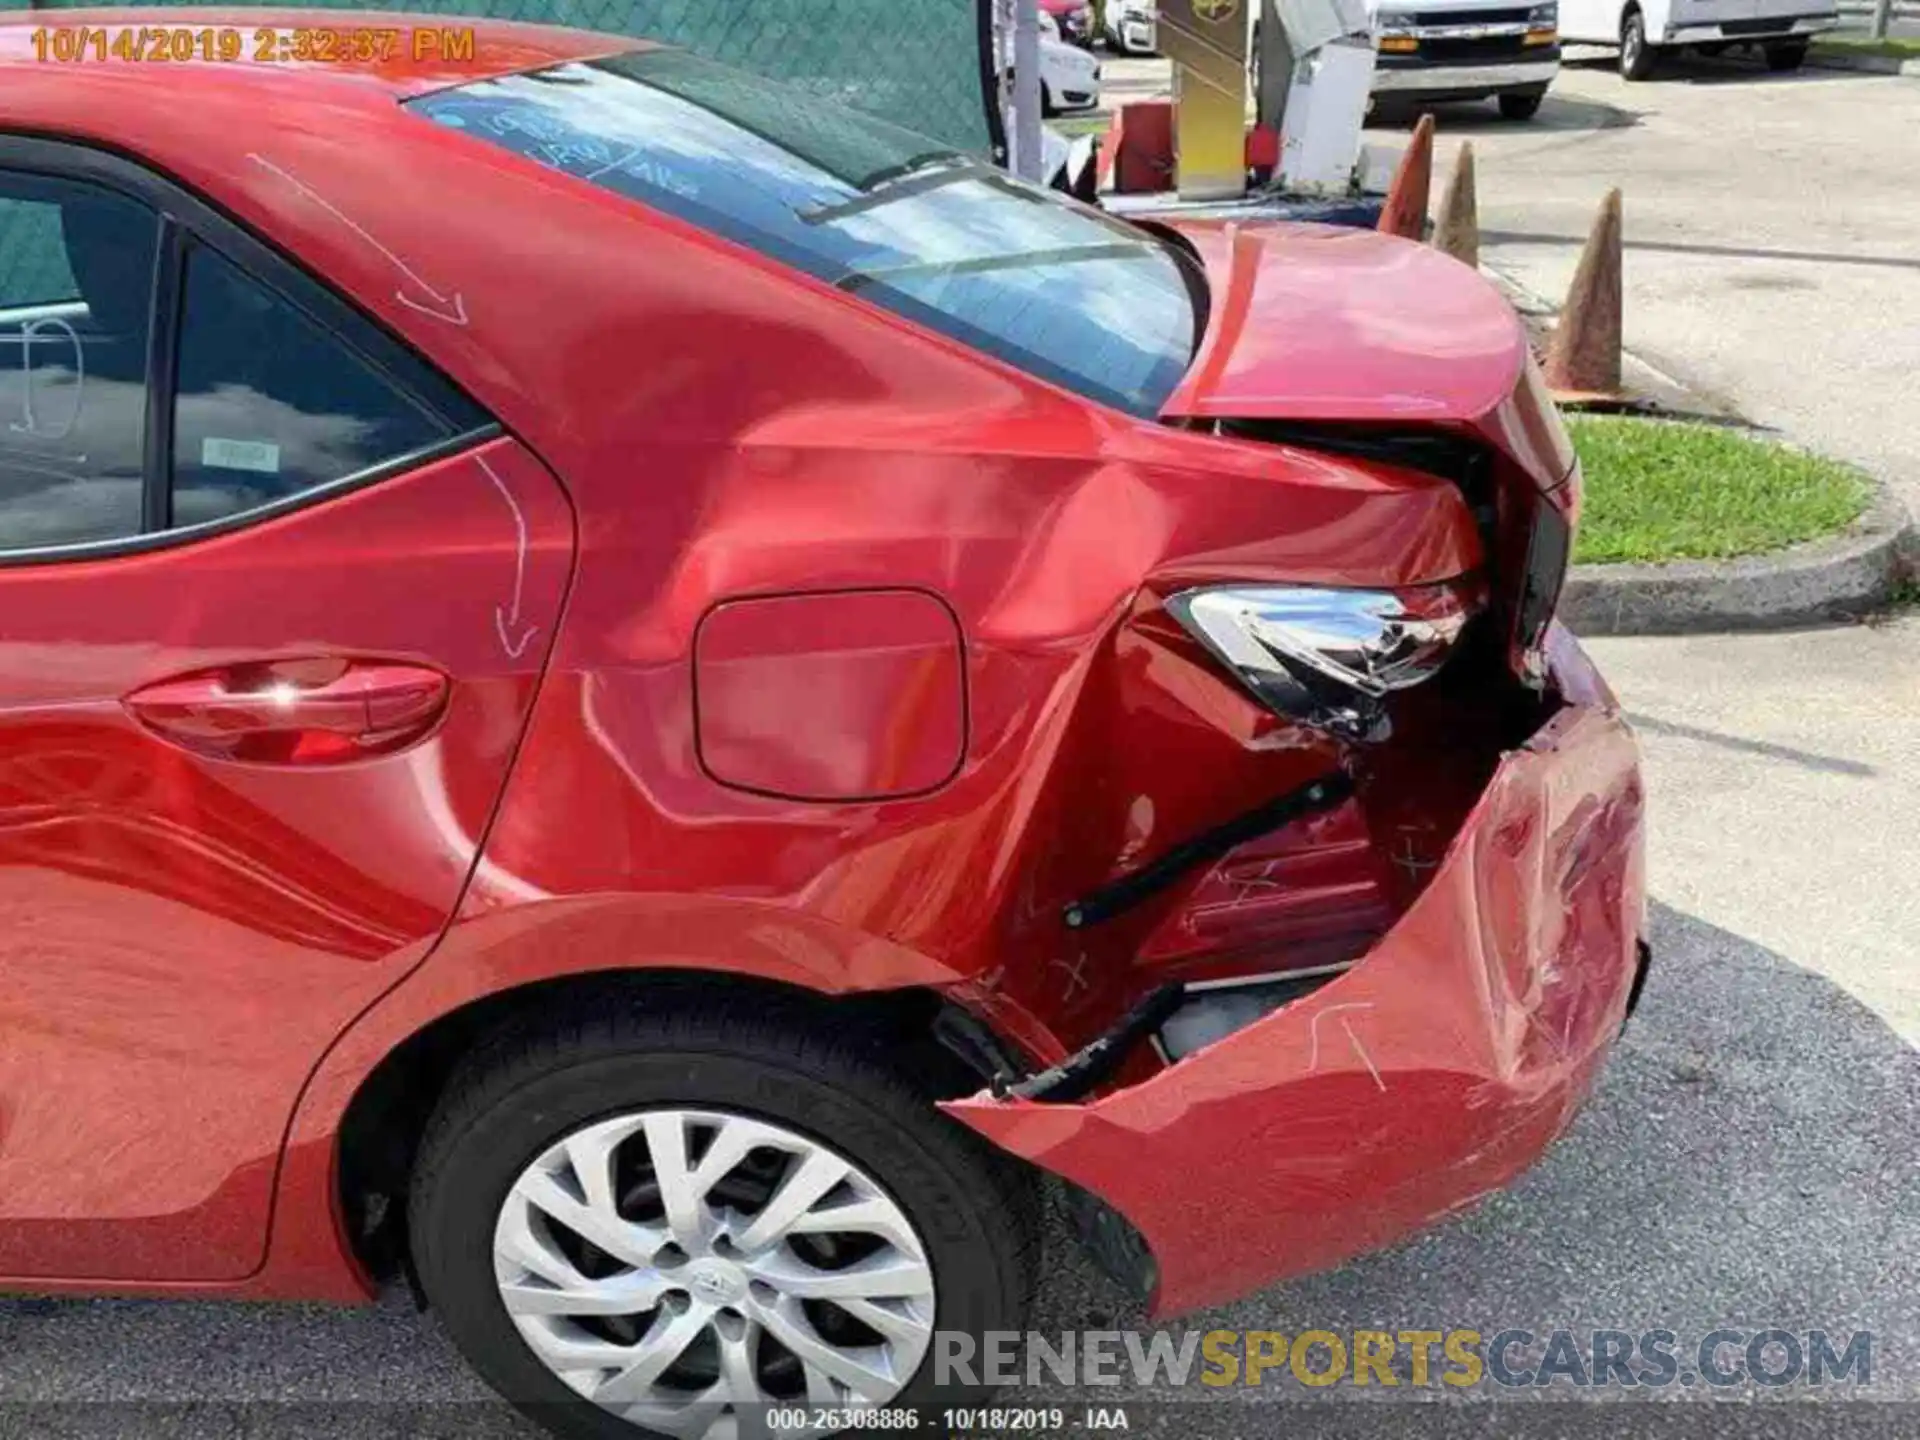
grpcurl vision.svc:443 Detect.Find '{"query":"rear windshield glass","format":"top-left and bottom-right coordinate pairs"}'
top-left (410, 50), bottom-right (1198, 417)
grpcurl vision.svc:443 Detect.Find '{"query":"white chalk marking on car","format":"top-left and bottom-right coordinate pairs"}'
top-left (245, 153), bottom-right (469, 326)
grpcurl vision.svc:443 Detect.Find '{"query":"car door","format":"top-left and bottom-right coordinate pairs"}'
top-left (0, 140), bottom-right (573, 1283)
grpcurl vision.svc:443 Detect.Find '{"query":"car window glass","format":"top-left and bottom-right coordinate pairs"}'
top-left (171, 245), bottom-right (456, 527)
top-left (0, 174), bottom-right (155, 551)
top-left (412, 51), bottom-right (1198, 418)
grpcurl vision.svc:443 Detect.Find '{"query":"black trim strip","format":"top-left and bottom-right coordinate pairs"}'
top-left (1717, 14), bottom-right (1824, 32)
top-left (1062, 770), bottom-right (1355, 931)
top-left (140, 216), bottom-right (186, 535)
top-left (0, 425), bottom-right (502, 569)
top-left (997, 983), bottom-right (1186, 1102)
top-left (1375, 46), bottom-right (1561, 68)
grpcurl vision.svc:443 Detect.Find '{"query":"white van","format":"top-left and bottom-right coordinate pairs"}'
top-left (1558, 0), bottom-right (1837, 77)
top-left (1362, 0), bottom-right (1564, 119)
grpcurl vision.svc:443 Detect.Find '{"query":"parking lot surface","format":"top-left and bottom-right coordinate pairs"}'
top-left (1427, 54), bottom-right (1920, 512)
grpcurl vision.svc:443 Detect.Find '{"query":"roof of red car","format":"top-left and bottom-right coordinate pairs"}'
top-left (0, 7), bottom-right (649, 95)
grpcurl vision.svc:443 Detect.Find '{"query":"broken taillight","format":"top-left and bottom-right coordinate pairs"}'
top-left (1167, 579), bottom-right (1483, 741)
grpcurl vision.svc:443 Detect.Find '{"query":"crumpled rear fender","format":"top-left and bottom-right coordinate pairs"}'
top-left (943, 636), bottom-right (1645, 1317)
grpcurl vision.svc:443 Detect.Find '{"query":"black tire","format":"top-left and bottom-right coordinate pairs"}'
top-left (1620, 7), bottom-right (1658, 79)
top-left (1498, 86), bottom-right (1547, 119)
top-left (1765, 39), bottom-right (1809, 71)
top-left (410, 996), bottom-right (1037, 1440)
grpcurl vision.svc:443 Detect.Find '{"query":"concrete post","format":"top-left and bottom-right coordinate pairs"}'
top-left (1869, 0), bottom-right (1893, 39)
top-left (1255, 0), bottom-right (1297, 131)
top-left (1013, 0), bottom-right (1045, 181)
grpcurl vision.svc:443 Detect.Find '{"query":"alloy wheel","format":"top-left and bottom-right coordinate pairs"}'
top-left (492, 1108), bottom-right (937, 1437)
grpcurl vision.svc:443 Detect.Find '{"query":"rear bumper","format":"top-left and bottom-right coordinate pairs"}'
top-left (945, 624), bottom-right (1646, 1317)
top-left (1373, 55), bottom-right (1560, 93)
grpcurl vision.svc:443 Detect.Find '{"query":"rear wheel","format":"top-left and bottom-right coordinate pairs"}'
top-left (1620, 7), bottom-right (1658, 79)
top-left (1498, 86), bottom-right (1547, 119)
top-left (1764, 39), bottom-right (1809, 70)
top-left (410, 999), bottom-right (1036, 1439)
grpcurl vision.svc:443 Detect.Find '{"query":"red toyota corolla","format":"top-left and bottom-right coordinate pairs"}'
top-left (0, 11), bottom-right (1646, 1436)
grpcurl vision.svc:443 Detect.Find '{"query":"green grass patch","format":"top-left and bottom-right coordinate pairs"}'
top-left (1049, 112), bottom-right (1110, 138)
top-left (1568, 416), bottom-right (1870, 565)
top-left (1810, 34), bottom-right (1920, 58)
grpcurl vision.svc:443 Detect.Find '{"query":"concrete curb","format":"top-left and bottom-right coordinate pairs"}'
top-left (1806, 48), bottom-right (1920, 77)
top-left (1478, 262), bottom-right (1916, 633)
top-left (1561, 475), bottom-right (1916, 636)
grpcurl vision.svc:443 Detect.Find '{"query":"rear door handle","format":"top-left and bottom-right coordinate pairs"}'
top-left (125, 658), bottom-right (449, 765)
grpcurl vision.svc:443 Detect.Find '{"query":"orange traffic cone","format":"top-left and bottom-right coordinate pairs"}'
top-left (1377, 113), bottom-right (1434, 241)
top-left (1433, 141), bottom-right (1478, 268)
top-left (1544, 188), bottom-right (1625, 402)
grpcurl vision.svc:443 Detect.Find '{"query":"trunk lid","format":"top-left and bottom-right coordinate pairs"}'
top-left (1156, 219), bottom-right (1580, 670)
top-left (1156, 219), bottom-right (1576, 494)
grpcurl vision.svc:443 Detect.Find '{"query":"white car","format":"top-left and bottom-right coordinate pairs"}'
top-left (1040, 10), bottom-right (1104, 109)
top-left (1558, 0), bottom-right (1836, 77)
top-left (1004, 10), bottom-right (1104, 111)
top-left (1105, 0), bottom-right (1159, 53)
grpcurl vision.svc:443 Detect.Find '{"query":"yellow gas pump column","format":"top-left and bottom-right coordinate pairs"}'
top-left (1159, 0), bottom-right (1251, 200)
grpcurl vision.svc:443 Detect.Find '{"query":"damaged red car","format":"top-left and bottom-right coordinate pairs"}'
top-left (0, 12), bottom-right (1646, 1438)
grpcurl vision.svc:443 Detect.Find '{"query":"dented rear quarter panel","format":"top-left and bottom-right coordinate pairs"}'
top-left (944, 628), bottom-right (1647, 1316)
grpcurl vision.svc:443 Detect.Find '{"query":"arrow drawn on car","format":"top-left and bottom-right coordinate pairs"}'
top-left (246, 154), bottom-right (469, 325)
top-left (478, 454), bottom-right (539, 660)
top-left (1307, 1001), bottom-right (1387, 1092)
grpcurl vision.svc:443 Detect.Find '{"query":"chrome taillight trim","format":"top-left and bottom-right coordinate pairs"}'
top-left (1168, 581), bottom-right (1479, 740)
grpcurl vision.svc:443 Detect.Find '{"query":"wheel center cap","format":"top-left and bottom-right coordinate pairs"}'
top-left (684, 1258), bottom-right (746, 1305)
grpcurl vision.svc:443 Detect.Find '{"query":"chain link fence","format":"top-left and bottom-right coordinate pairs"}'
top-left (4, 0), bottom-right (999, 152)
top-left (0, 0), bottom-right (1003, 302)
top-left (0, 200), bottom-right (77, 309)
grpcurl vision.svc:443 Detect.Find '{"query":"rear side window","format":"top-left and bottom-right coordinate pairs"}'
top-left (0, 173), bottom-right (156, 549)
top-left (171, 245), bottom-right (459, 527)
top-left (410, 50), bottom-right (1200, 418)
